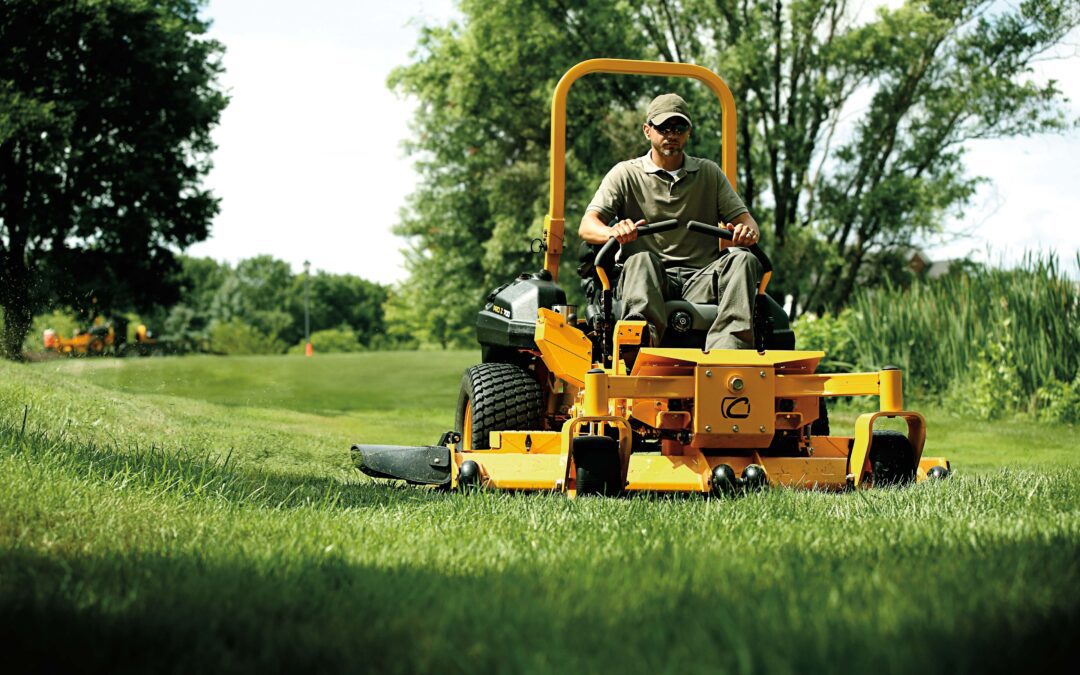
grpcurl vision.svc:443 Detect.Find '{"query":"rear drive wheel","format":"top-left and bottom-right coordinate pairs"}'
top-left (573, 435), bottom-right (622, 497)
top-left (869, 430), bottom-right (916, 486)
top-left (455, 363), bottom-right (543, 450)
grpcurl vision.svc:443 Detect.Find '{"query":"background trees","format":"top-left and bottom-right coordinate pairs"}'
top-left (161, 255), bottom-right (390, 354)
top-left (5, 0), bottom-right (1075, 357)
top-left (0, 0), bottom-right (227, 359)
top-left (389, 0), bottom-right (1078, 342)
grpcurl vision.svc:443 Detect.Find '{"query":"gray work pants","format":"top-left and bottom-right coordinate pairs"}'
top-left (616, 249), bottom-right (763, 350)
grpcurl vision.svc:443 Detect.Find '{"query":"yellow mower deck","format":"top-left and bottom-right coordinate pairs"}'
top-left (455, 439), bottom-right (949, 495)
top-left (448, 314), bottom-right (948, 495)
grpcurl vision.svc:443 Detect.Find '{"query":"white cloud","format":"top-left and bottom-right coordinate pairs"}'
top-left (188, 1), bottom-right (457, 283)
top-left (926, 34), bottom-right (1080, 273)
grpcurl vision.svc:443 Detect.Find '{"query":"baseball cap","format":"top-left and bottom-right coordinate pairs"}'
top-left (646, 93), bottom-right (692, 126)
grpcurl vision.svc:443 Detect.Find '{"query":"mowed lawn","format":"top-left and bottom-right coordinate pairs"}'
top-left (1, 352), bottom-right (1078, 673)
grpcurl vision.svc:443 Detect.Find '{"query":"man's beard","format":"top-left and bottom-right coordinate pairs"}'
top-left (657, 145), bottom-right (682, 158)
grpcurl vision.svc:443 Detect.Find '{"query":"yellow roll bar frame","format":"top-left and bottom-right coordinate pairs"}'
top-left (542, 59), bottom-right (738, 281)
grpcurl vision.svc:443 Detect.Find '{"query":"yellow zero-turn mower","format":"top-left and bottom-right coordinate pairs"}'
top-left (352, 59), bottom-right (950, 497)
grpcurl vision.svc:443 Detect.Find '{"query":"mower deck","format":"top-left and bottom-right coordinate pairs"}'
top-left (451, 436), bottom-right (949, 494)
top-left (353, 343), bottom-right (950, 496)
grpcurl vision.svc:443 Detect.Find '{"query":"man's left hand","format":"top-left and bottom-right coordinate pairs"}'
top-left (726, 221), bottom-right (760, 247)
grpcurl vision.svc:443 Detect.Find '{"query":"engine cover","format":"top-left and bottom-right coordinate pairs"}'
top-left (476, 272), bottom-right (567, 352)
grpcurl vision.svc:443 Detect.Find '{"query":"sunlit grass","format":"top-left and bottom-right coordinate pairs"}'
top-left (2, 354), bottom-right (1078, 672)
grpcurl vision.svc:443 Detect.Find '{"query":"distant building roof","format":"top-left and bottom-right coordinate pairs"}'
top-left (908, 250), bottom-right (931, 275)
top-left (908, 249), bottom-right (956, 279)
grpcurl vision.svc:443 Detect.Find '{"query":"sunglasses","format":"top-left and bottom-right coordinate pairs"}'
top-left (651, 121), bottom-right (691, 135)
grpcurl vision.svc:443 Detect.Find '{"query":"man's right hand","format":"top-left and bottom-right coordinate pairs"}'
top-left (612, 218), bottom-right (646, 245)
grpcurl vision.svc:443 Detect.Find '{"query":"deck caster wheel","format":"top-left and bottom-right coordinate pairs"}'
top-left (870, 430), bottom-right (916, 486)
top-left (927, 465), bottom-right (950, 480)
top-left (574, 435), bottom-right (622, 497)
top-left (742, 464), bottom-right (768, 491)
top-left (710, 464), bottom-right (738, 497)
top-left (458, 460), bottom-right (481, 490)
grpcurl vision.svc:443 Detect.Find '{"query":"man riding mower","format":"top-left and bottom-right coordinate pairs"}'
top-left (352, 59), bottom-right (950, 497)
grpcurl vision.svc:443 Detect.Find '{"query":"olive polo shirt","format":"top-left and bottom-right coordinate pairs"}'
top-left (586, 152), bottom-right (748, 269)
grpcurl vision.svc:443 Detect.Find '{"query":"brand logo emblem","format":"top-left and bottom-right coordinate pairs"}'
top-left (722, 396), bottom-right (750, 419)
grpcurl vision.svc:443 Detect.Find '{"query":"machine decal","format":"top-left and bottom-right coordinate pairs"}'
top-left (722, 396), bottom-right (750, 419)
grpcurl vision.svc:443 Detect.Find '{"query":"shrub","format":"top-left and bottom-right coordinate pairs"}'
top-left (943, 321), bottom-right (1024, 420)
top-left (844, 253), bottom-right (1079, 406)
top-left (791, 309), bottom-right (857, 371)
top-left (209, 319), bottom-right (285, 355)
top-left (288, 328), bottom-right (364, 354)
top-left (1033, 373), bottom-right (1080, 424)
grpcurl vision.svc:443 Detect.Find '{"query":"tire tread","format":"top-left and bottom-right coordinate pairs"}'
top-left (456, 363), bottom-right (544, 450)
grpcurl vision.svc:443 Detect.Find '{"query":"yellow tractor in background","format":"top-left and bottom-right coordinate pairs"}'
top-left (352, 59), bottom-right (950, 496)
top-left (43, 318), bottom-right (162, 357)
top-left (43, 323), bottom-right (118, 356)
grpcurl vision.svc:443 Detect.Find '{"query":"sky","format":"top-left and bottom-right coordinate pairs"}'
top-left (188, 1), bottom-right (1080, 283)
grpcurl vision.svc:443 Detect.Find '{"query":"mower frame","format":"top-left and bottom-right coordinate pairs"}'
top-left (352, 59), bottom-right (950, 496)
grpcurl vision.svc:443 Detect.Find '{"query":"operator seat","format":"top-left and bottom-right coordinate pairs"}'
top-left (578, 241), bottom-right (795, 351)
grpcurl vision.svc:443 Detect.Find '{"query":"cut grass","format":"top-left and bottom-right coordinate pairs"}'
top-left (39, 351), bottom-right (479, 415)
top-left (2, 354), bottom-right (1079, 673)
top-left (10, 352), bottom-right (479, 479)
top-left (33, 351), bottom-right (1079, 475)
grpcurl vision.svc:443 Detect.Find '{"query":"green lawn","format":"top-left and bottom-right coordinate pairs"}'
top-left (2, 353), bottom-right (1077, 673)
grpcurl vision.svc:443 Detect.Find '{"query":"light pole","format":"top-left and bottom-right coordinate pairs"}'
top-left (304, 260), bottom-right (312, 357)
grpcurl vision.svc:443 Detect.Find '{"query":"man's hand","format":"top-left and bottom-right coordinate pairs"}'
top-left (612, 218), bottom-right (646, 244)
top-left (725, 220), bottom-right (760, 247)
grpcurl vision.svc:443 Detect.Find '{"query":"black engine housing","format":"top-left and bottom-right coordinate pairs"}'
top-left (476, 271), bottom-right (567, 356)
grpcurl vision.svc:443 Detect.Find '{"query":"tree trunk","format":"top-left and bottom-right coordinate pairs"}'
top-left (0, 251), bottom-right (32, 361)
top-left (1, 139), bottom-right (33, 361)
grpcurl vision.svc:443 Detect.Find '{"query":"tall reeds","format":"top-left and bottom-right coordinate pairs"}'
top-left (843, 253), bottom-right (1079, 404)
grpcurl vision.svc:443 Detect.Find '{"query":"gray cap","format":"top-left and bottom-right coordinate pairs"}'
top-left (646, 93), bottom-right (691, 126)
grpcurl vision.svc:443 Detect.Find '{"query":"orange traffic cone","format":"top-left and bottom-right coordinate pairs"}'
top-left (305, 342), bottom-right (313, 357)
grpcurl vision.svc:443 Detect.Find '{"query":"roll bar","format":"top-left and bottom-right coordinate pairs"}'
top-left (541, 59), bottom-right (738, 281)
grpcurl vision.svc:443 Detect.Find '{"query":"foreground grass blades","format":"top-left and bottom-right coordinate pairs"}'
top-left (2, 355), bottom-right (1078, 673)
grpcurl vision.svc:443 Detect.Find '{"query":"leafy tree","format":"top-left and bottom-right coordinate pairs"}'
top-left (390, 0), bottom-right (1078, 341)
top-left (285, 271), bottom-right (389, 347)
top-left (384, 272), bottom-right (476, 348)
top-left (209, 255), bottom-right (295, 342)
top-left (387, 0), bottom-right (658, 345)
top-left (162, 254), bottom-right (391, 350)
top-left (162, 255), bottom-right (231, 344)
top-left (0, 0), bottom-right (226, 359)
top-left (177, 256), bottom-right (232, 314)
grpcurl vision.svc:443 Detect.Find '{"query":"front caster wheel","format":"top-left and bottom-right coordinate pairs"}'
top-left (741, 464), bottom-right (769, 491)
top-left (869, 430), bottom-right (917, 486)
top-left (457, 460), bottom-right (482, 491)
top-left (710, 464), bottom-right (739, 497)
top-left (927, 465), bottom-right (950, 480)
top-left (573, 436), bottom-right (622, 497)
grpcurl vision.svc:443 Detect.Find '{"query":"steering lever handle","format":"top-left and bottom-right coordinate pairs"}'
top-left (594, 218), bottom-right (679, 269)
top-left (686, 220), bottom-right (772, 273)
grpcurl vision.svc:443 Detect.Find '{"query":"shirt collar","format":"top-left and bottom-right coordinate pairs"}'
top-left (638, 152), bottom-right (701, 175)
